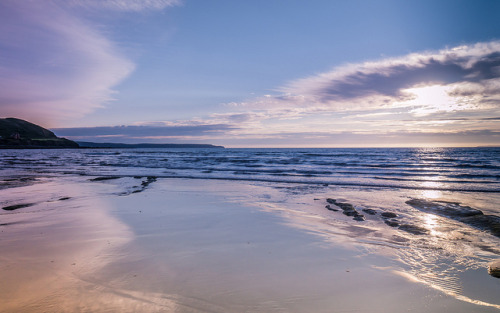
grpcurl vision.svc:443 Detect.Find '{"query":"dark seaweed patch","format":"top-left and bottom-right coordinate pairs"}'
top-left (2, 203), bottom-right (34, 211)
top-left (89, 176), bottom-right (121, 181)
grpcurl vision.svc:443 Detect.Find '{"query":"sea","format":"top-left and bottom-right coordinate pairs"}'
top-left (1, 147), bottom-right (500, 309)
top-left (1, 147), bottom-right (499, 193)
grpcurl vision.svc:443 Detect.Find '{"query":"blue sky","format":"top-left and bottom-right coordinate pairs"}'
top-left (1, 0), bottom-right (500, 147)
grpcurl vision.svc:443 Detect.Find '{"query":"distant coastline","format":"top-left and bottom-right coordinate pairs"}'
top-left (76, 141), bottom-right (225, 149)
top-left (0, 118), bottom-right (224, 149)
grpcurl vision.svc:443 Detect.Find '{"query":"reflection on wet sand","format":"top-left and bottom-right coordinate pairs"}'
top-left (394, 270), bottom-right (500, 310)
top-left (1, 177), bottom-right (499, 312)
top-left (0, 178), bottom-right (135, 312)
top-left (256, 184), bottom-right (500, 311)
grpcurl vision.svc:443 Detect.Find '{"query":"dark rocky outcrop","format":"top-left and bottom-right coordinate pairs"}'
top-left (325, 198), bottom-right (431, 235)
top-left (0, 118), bottom-right (79, 148)
top-left (398, 224), bottom-right (429, 235)
top-left (89, 176), bottom-right (121, 182)
top-left (406, 198), bottom-right (500, 238)
top-left (324, 197), bottom-right (500, 239)
top-left (325, 204), bottom-right (339, 212)
top-left (406, 199), bottom-right (483, 218)
top-left (122, 176), bottom-right (158, 196)
top-left (489, 259), bottom-right (500, 278)
top-left (139, 176), bottom-right (157, 189)
top-left (460, 215), bottom-right (500, 238)
top-left (384, 219), bottom-right (400, 228)
top-left (381, 212), bottom-right (398, 218)
top-left (362, 208), bottom-right (377, 215)
top-left (326, 198), bottom-right (365, 221)
top-left (2, 203), bottom-right (34, 211)
top-left (353, 215), bottom-right (366, 221)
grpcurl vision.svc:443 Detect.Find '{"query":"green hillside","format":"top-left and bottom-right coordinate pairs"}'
top-left (0, 118), bottom-right (79, 148)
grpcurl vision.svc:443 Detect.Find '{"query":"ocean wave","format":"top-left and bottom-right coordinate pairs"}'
top-left (2, 147), bottom-right (499, 193)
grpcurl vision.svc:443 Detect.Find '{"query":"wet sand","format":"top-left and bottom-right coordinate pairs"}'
top-left (1, 177), bottom-right (499, 312)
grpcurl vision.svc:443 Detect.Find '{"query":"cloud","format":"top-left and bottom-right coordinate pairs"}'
top-left (53, 124), bottom-right (236, 143)
top-left (0, 1), bottom-right (135, 126)
top-left (238, 41), bottom-right (500, 115)
top-left (36, 38), bottom-right (500, 147)
top-left (61, 0), bottom-right (182, 12)
top-left (209, 41), bottom-right (500, 146)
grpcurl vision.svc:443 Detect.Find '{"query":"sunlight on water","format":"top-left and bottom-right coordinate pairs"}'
top-left (419, 179), bottom-right (445, 199)
top-left (421, 189), bottom-right (442, 199)
top-left (423, 214), bottom-right (439, 237)
top-left (1, 147), bottom-right (499, 192)
top-left (0, 148), bottom-right (499, 312)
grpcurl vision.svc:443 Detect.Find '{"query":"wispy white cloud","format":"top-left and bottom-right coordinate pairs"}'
top-left (0, 1), bottom-right (141, 125)
top-left (61, 0), bottom-right (182, 12)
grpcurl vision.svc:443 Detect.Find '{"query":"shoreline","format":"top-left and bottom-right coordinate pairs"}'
top-left (5, 172), bottom-right (499, 193)
top-left (1, 176), bottom-right (499, 312)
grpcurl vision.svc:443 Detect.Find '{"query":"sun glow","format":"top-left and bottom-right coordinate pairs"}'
top-left (401, 85), bottom-right (470, 116)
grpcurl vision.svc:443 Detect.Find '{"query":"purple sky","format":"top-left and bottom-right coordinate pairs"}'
top-left (1, 0), bottom-right (500, 147)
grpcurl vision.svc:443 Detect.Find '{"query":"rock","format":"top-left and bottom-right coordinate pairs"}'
top-left (89, 176), bottom-right (121, 181)
top-left (398, 224), bottom-right (428, 235)
top-left (362, 208), bottom-right (377, 215)
top-left (2, 203), bottom-right (34, 211)
top-left (381, 212), bottom-right (398, 218)
top-left (325, 205), bottom-right (339, 212)
top-left (460, 215), bottom-right (500, 238)
top-left (126, 176), bottom-right (158, 195)
top-left (488, 259), bottom-right (500, 278)
top-left (406, 199), bottom-right (483, 218)
top-left (141, 176), bottom-right (157, 187)
top-left (339, 203), bottom-right (356, 211)
top-left (342, 210), bottom-right (358, 217)
top-left (353, 215), bottom-right (366, 221)
top-left (334, 202), bottom-right (355, 211)
top-left (326, 198), bottom-right (354, 210)
top-left (326, 198), bottom-right (365, 221)
top-left (384, 219), bottom-right (400, 227)
top-left (406, 198), bottom-right (500, 238)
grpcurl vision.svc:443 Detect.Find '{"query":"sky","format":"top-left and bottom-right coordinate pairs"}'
top-left (1, 0), bottom-right (500, 147)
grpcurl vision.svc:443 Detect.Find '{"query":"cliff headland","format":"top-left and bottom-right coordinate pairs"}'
top-left (0, 118), bottom-right (79, 148)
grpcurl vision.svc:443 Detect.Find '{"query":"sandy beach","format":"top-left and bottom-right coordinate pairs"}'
top-left (1, 176), bottom-right (499, 312)
top-left (2, 0), bottom-right (500, 311)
